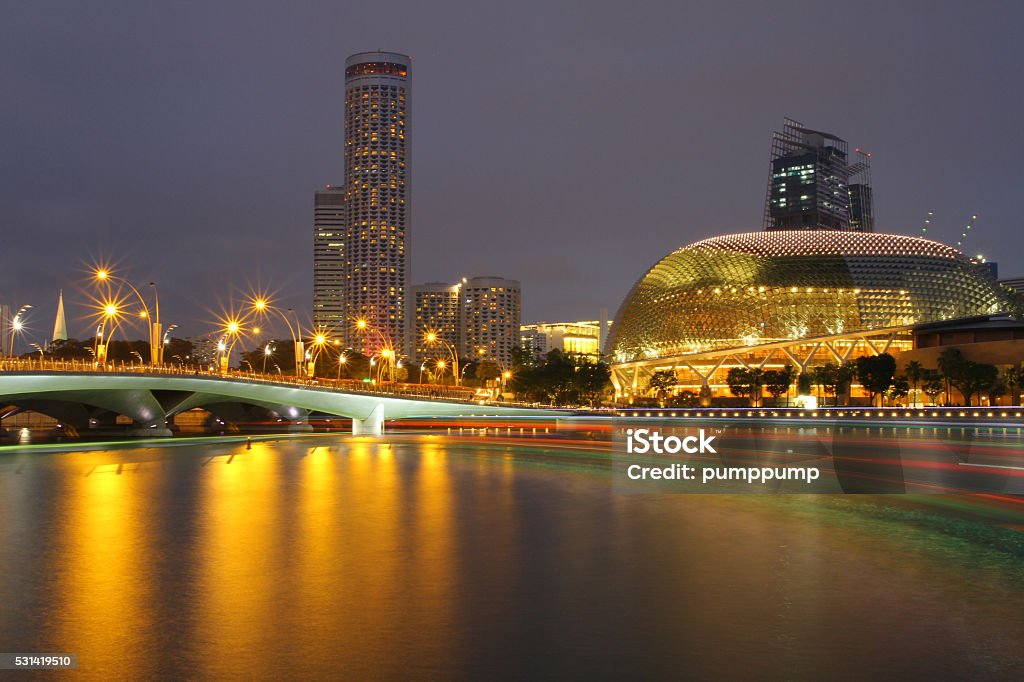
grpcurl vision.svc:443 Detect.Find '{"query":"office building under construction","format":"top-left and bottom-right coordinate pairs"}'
top-left (764, 118), bottom-right (874, 232)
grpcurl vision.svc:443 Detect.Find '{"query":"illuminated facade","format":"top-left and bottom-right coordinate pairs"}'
top-left (340, 51), bottom-right (410, 354)
top-left (313, 187), bottom-right (346, 328)
top-left (461, 277), bottom-right (521, 365)
top-left (409, 282), bottom-right (461, 361)
top-left (608, 230), bottom-right (1010, 398)
top-left (521, 321), bottom-right (605, 360)
top-left (765, 118), bottom-right (874, 232)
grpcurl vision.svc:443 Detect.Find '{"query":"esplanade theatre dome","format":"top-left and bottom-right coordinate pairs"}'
top-left (608, 230), bottom-right (1008, 364)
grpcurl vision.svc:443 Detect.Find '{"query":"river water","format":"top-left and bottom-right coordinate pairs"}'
top-left (1, 430), bottom-right (1023, 679)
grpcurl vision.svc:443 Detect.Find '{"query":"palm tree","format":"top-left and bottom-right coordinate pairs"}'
top-left (1003, 365), bottom-right (1021, 406)
top-left (905, 360), bottom-right (924, 407)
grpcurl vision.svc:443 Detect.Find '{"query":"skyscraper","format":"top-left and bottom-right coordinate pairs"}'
top-left (461, 277), bottom-right (521, 365)
top-left (313, 51), bottom-right (410, 353)
top-left (313, 186), bottom-right (346, 329)
top-left (409, 282), bottom-right (462, 361)
top-left (342, 51), bottom-right (410, 354)
top-left (764, 118), bottom-right (874, 232)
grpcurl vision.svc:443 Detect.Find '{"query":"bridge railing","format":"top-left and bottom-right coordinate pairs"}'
top-left (0, 357), bottom-right (502, 405)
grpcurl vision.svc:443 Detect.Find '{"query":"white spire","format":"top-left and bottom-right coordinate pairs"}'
top-left (52, 290), bottom-right (68, 342)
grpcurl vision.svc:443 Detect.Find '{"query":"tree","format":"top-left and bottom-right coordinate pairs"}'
top-left (937, 348), bottom-right (968, 405)
top-left (647, 370), bottom-right (677, 402)
top-left (961, 362), bottom-right (999, 407)
top-left (575, 361), bottom-right (612, 407)
top-left (922, 369), bottom-right (944, 406)
top-left (763, 366), bottom-right (795, 404)
top-left (810, 364), bottom-right (836, 405)
top-left (1002, 365), bottom-right (1021, 406)
top-left (726, 367), bottom-right (752, 404)
top-left (46, 338), bottom-right (93, 360)
top-left (726, 367), bottom-right (765, 406)
top-left (747, 367), bottom-right (765, 407)
top-left (476, 360), bottom-right (501, 383)
top-left (887, 377), bottom-right (910, 406)
top-left (904, 360), bottom-right (924, 407)
top-left (510, 349), bottom-right (611, 407)
top-left (796, 371), bottom-right (812, 397)
top-left (938, 348), bottom-right (998, 406)
top-left (855, 353), bottom-right (896, 407)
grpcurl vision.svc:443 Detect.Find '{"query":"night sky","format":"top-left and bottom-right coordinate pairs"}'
top-left (2, 1), bottom-right (1022, 342)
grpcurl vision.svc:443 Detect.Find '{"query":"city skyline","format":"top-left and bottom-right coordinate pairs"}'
top-left (3, 3), bottom-right (1023, 341)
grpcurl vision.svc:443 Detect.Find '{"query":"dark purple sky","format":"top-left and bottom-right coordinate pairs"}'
top-left (2, 1), bottom-right (1022, 342)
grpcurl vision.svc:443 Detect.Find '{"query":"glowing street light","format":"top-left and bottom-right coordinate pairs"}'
top-left (8, 304), bottom-right (31, 357)
top-left (250, 297), bottom-right (304, 376)
top-left (424, 329), bottom-right (460, 386)
top-left (92, 267), bottom-right (164, 365)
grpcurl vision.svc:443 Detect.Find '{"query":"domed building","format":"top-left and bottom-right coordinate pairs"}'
top-left (608, 230), bottom-right (1010, 401)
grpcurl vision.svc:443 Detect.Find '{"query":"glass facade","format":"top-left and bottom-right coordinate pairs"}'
top-left (609, 231), bottom-right (1010, 364)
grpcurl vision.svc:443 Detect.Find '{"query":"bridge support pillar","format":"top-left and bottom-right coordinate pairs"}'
top-left (352, 404), bottom-right (385, 436)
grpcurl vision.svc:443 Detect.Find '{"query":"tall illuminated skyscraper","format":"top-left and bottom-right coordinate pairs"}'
top-left (313, 186), bottom-right (346, 329)
top-left (341, 51), bottom-right (410, 354)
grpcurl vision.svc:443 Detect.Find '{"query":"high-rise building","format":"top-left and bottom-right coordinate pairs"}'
top-left (1001, 276), bottom-right (1024, 295)
top-left (764, 118), bottom-right (874, 232)
top-left (313, 186), bottom-right (346, 330)
top-left (407, 276), bottom-right (521, 366)
top-left (461, 277), bottom-right (521, 365)
top-left (409, 282), bottom-right (462, 361)
top-left (341, 51), bottom-right (411, 354)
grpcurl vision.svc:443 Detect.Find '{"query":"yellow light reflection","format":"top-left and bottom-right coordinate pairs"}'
top-left (52, 452), bottom-right (152, 676)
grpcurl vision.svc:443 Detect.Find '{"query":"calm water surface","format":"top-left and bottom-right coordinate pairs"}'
top-left (1, 431), bottom-right (1023, 679)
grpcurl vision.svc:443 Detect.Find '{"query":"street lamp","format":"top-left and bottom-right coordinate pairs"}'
top-left (425, 329), bottom-right (460, 386)
top-left (337, 350), bottom-right (348, 380)
top-left (263, 343), bottom-right (274, 373)
top-left (250, 297), bottom-right (304, 376)
top-left (8, 304), bottom-right (31, 357)
top-left (307, 330), bottom-right (330, 377)
top-left (94, 269), bottom-right (164, 365)
top-left (94, 300), bottom-right (123, 366)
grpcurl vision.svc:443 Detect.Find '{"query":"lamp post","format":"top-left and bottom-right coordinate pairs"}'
top-left (8, 304), bottom-right (31, 357)
top-left (425, 330), bottom-right (460, 387)
top-left (337, 351), bottom-right (348, 381)
top-left (263, 343), bottom-right (274, 373)
top-left (94, 303), bottom-right (121, 367)
top-left (251, 298), bottom-right (304, 376)
top-left (307, 331), bottom-right (329, 377)
top-left (95, 269), bottom-right (163, 366)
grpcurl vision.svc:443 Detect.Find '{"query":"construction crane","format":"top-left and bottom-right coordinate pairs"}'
top-left (955, 215), bottom-right (978, 251)
top-left (919, 210), bottom-right (934, 237)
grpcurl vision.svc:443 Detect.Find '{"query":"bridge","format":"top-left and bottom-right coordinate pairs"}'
top-left (0, 361), bottom-right (561, 436)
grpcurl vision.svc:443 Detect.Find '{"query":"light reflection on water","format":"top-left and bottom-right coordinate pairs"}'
top-left (0, 432), bottom-right (1022, 679)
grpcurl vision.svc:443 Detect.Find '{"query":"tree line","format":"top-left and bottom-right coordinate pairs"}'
top-left (645, 349), bottom-right (1020, 407)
